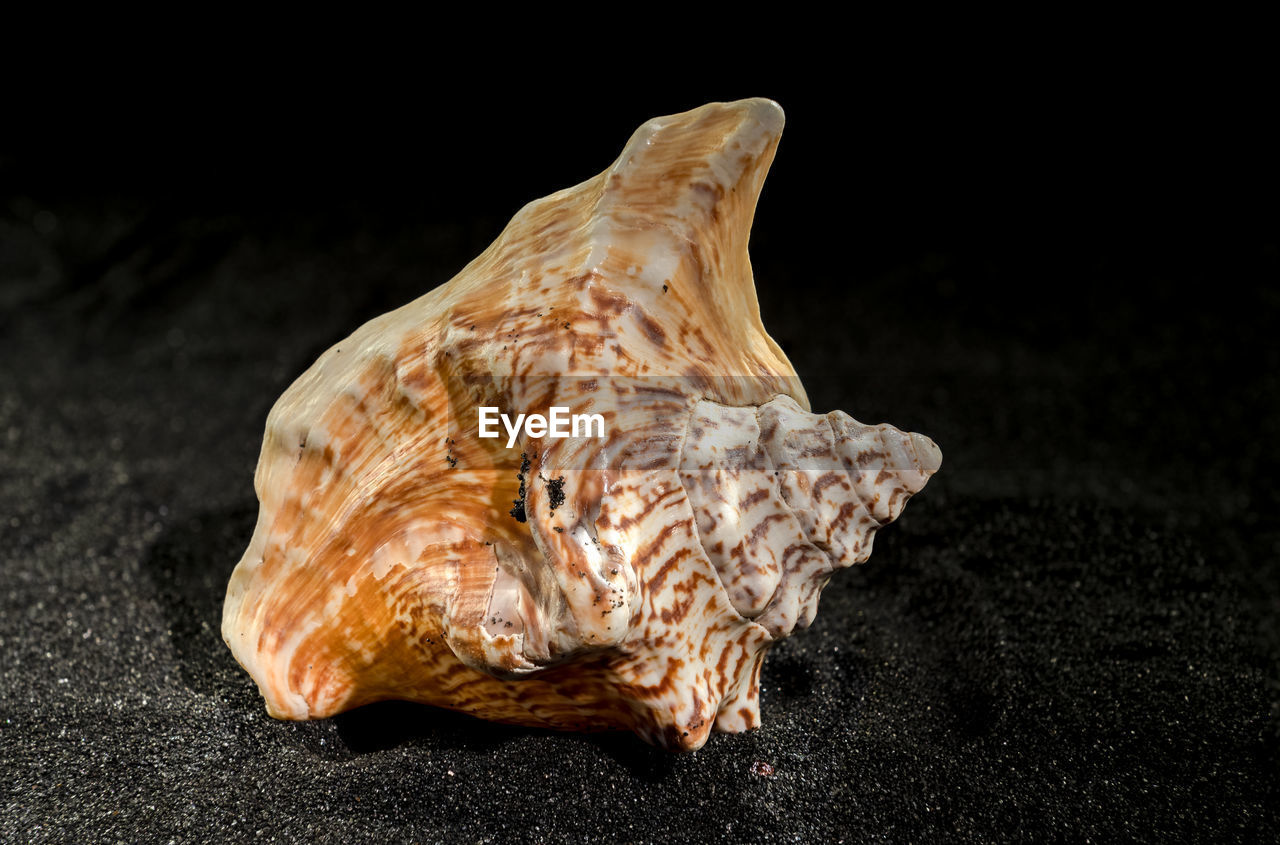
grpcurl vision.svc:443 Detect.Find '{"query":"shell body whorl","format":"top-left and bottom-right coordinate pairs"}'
top-left (222, 98), bottom-right (941, 751)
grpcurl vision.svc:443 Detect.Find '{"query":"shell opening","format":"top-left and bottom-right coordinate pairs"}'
top-left (483, 564), bottom-right (526, 640)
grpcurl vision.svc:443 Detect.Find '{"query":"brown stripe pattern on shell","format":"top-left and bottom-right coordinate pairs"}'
top-left (222, 98), bottom-right (942, 751)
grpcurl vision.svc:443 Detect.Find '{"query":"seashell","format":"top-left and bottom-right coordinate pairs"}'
top-left (221, 98), bottom-right (942, 751)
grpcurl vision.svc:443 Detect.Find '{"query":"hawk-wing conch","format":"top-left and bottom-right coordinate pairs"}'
top-left (222, 98), bottom-right (942, 751)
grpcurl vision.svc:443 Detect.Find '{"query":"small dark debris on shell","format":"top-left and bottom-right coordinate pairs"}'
top-left (546, 476), bottom-right (566, 511)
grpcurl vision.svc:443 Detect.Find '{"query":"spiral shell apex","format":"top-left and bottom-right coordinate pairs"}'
top-left (221, 98), bottom-right (942, 751)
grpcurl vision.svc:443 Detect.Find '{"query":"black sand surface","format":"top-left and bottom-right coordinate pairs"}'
top-left (2, 51), bottom-right (1277, 842)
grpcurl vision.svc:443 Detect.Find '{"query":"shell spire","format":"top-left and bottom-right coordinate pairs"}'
top-left (222, 98), bottom-right (941, 751)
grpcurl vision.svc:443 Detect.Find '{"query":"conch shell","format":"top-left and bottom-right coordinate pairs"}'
top-left (222, 98), bottom-right (941, 751)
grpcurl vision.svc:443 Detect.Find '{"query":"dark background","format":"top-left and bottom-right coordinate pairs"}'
top-left (2, 42), bottom-right (1276, 841)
